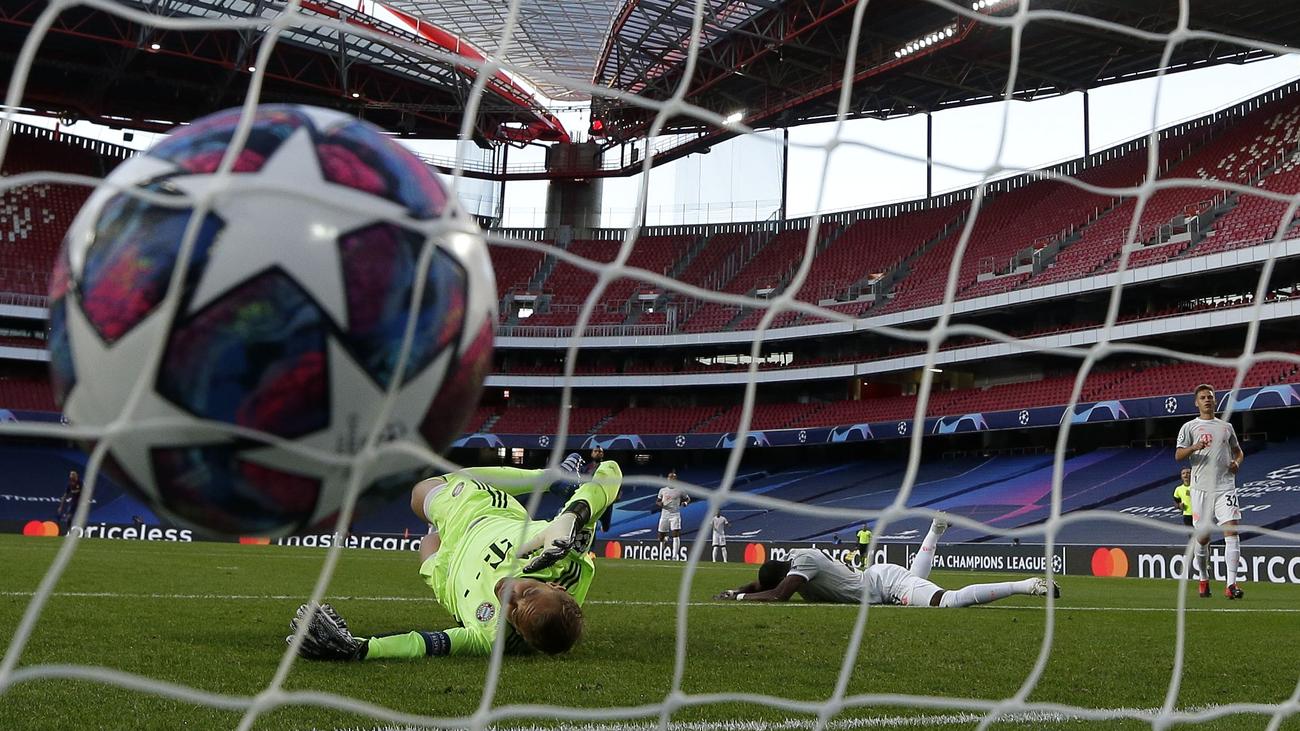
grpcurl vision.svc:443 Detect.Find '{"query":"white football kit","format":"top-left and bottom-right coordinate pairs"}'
top-left (657, 486), bottom-right (688, 532)
top-left (710, 515), bottom-right (729, 546)
top-left (786, 549), bottom-right (941, 607)
top-left (1176, 416), bottom-right (1243, 530)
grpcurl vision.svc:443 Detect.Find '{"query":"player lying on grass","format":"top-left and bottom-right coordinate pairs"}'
top-left (288, 455), bottom-right (621, 659)
top-left (715, 518), bottom-right (1058, 606)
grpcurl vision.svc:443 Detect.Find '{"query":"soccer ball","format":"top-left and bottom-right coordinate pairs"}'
top-left (47, 105), bottom-right (496, 536)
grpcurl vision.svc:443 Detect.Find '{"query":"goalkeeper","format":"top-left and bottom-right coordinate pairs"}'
top-left (288, 455), bottom-right (621, 659)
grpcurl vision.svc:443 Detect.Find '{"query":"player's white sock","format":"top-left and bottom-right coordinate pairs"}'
top-left (909, 519), bottom-right (945, 580)
top-left (711, 546), bottom-right (720, 562)
top-left (1195, 543), bottom-right (1210, 581)
top-left (1224, 535), bottom-right (1241, 586)
top-left (672, 536), bottom-right (681, 558)
top-left (938, 579), bottom-right (1038, 607)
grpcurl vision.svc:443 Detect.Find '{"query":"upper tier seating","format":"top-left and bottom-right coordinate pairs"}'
top-left (1193, 159), bottom-right (1300, 256)
top-left (516, 234), bottom-right (699, 329)
top-left (1, 136), bottom-right (104, 297)
top-left (1036, 100), bottom-right (1300, 282)
top-left (6, 94), bottom-right (1300, 335)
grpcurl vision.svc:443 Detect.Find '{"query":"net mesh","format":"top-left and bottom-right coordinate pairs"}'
top-left (2, 0), bottom-right (1300, 729)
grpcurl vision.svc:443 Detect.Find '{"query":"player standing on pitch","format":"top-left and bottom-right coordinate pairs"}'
top-left (1175, 384), bottom-right (1246, 599)
top-left (854, 523), bottom-right (872, 568)
top-left (656, 468), bottom-right (690, 560)
top-left (55, 470), bottom-right (82, 532)
top-left (715, 517), bottom-right (1058, 606)
top-left (288, 454), bottom-right (621, 658)
top-left (710, 513), bottom-right (730, 562)
top-left (1173, 468), bottom-right (1194, 529)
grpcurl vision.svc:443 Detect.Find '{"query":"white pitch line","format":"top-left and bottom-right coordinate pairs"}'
top-left (0, 591), bottom-right (1296, 613)
top-left (327, 705), bottom-right (1221, 731)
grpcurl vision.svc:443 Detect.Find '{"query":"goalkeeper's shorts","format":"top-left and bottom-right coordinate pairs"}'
top-left (422, 474), bottom-right (529, 548)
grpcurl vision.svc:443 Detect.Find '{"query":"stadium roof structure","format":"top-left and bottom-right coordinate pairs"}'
top-left (5, 0), bottom-right (1298, 177)
top-left (585, 0), bottom-right (1300, 165)
top-left (0, 0), bottom-right (568, 143)
top-left (385, 0), bottom-right (626, 103)
top-left (332, 0), bottom-right (1300, 177)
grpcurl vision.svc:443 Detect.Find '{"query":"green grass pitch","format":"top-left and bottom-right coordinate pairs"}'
top-left (0, 534), bottom-right (1298, 730)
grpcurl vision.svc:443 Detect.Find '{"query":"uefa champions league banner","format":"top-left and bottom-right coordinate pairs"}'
top-left (10, 520), bottom-right (1300, 584)
top-left (594, 539), bottom-right (1300, 584)
top-left (452, 384), bottom-right (1300, 451)
top-left (595, 539), bottom-right (1067, 573)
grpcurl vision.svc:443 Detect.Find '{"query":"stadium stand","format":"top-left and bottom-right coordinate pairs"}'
top-left (722, 222), bottom-right (839, 330)
top-left (691, 402), bottom-right (820, 432)
top-left (593, 233), bottom-right (698, 308)
top-left (486, 404), bottom-right (612, 434)
top-left (1193, 157), bottom-right (1300, 256)
top-left (0, 134), bottom-right (104, 298)
top-left (489, 244), bottom-right (546, 312)
top-left (810, 206), bottom-right (964, 304)
top-left (675, 229), bottom-right (772, 332)
top-left (4, 103), bottom-right (1298, 334)
top-left (0, 375), bottom-right (58, 411)
top-left (597, 405), bottom-right (725, 435)
top-left (1040, 100), bottom-right (1300, 281)
top-left (509, 234), bottom-right (702, 329)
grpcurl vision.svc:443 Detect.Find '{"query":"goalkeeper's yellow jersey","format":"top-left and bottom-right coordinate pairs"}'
top-left (418, 462), bottom-right (619, 656)
top-left (1173, 483), bottom-right (1193, 516)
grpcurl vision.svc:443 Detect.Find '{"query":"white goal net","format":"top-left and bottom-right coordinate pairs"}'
top-left (2, 0), bottom-right (1300, 729)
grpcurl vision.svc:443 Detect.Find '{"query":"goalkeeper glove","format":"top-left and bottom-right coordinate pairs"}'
top-left (516, 500), bottom-right (592, 573)
top-left (547, 453), bottom-right (586, 499)
top-left (287, 602), bottom-right (367, 661)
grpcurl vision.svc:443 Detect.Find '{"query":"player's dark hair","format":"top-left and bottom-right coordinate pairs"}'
top-left (757, 560), bottom-right (791, 590)
top-left (1194, 383), bottom-right (1215, 397)
top-left (517, 590), bottom-right (584, 655)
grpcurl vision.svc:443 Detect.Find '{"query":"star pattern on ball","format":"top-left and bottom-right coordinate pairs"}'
top-left (60, 295), bottom-right (233, 498)
top-left (174, 126), bottom-right (413, 329)
top-left (239, 338), bottom-right (453, 527)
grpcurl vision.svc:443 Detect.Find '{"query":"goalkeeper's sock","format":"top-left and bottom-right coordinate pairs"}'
top-left (1196, 543), bottom-right (1210, 581)
top-left (672, 536), bottom-right (680, 559)
top-left (711, 546), bottom-right (720, 562)
top-left (364, 630), bottom-right (450, 659)
top-left (939, 579), bottom-right (1038, 607)
top-left (1224, 535), bottom-right (1241, 586)
top-left (909, 523), bottom-right (944, 580)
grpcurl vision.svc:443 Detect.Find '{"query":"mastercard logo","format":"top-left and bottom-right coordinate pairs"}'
top-left (743, 543), bottom-right (766, 564)
top-left (1091, 547), bottom-right (1129, 577)
top-left (238, 536), bottom-right (271, 545)
top-left (603, 541), bottom-right (622, 559)
top-left (22, 520), bottom-right (60, 537)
